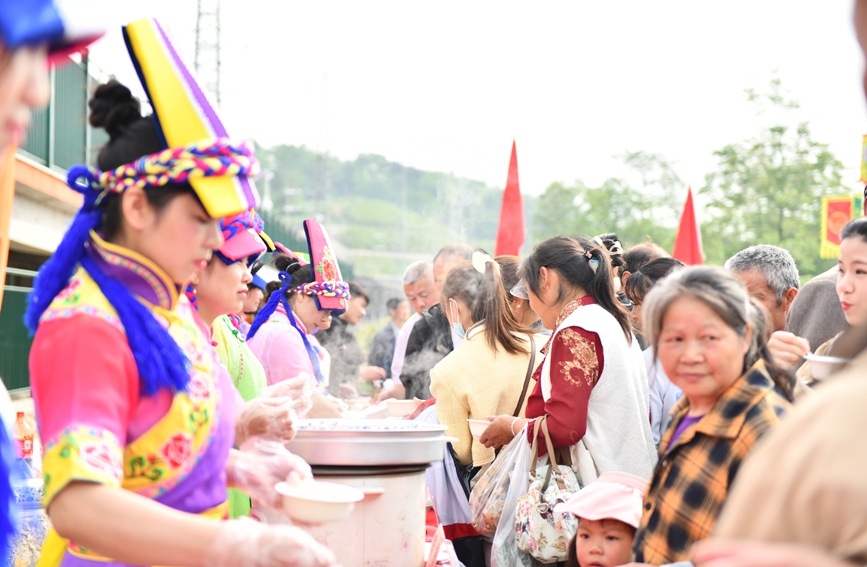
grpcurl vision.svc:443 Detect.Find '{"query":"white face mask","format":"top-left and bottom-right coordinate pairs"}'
top-left (449, 299), bottom-right (466, 340)
top-left (451, 327), bottom-right (466, 349)
top-left (613, 275), bottom-right (622, 294)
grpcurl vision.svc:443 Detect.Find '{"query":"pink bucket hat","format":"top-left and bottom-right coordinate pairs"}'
top-left (553, 471), bottom-right (647, 529)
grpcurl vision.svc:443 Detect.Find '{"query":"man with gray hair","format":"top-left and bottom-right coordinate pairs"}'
top-left (402, 243), bottom-right (476, 400)
top-left (725, 244), bottom-right (800, 333)
top-left (376, 260), bottom-right (438, 401)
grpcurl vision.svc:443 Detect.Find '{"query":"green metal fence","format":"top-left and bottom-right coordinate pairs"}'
top-left (0, 285), bottom-right (33, 392)
top-left (20, 56), bottom-right (105, 171)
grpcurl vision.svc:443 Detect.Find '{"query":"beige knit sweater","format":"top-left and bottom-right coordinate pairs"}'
top-left (430, 325), bottom-right (541, 467)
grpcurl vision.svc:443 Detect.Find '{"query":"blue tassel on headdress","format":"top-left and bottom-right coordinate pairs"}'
top-left (246, 271), bottom-right (290, 341)
top-left (184, 283), bottom-right (198, 311)
top-left (24, 166), bottom-right (103, 333)
top-left (282, 295), bottom-right (325, 384)
top-left (247, 272), bottom-right (324, 384)
top-left (25, 165), bottom-right (190, 395)
top-left (81, 255), bottom-right (190, 395)
top-left (0, 421), bottom-right (18, 561)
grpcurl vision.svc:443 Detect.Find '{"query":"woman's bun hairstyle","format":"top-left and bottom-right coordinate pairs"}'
top-left (274, 253), bottom-right (303, 275)
top-left (89, 80), bottom-right (142, 138)
top-left (89, 80), bottom-right (162, 172)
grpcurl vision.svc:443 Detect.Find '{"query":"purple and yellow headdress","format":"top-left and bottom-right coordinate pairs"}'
top-left (123, 18), bottom-right (259, 217)
top-left (186, 209), bottom-right (271, 309)
top-left (26, 18), bottom-right (259, 398)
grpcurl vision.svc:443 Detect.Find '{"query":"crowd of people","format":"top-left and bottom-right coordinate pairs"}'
top-left (2, 1), bottom-right (867, 567)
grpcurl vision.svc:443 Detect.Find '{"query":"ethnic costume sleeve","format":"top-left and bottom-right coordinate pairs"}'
top-left (30, 309), bottom-right (136, 507)
top-left (248, 309), bottom-right (319, 388)
top-left (525, 326), bottom-right (604, 456)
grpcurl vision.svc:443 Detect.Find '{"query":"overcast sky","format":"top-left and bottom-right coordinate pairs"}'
top-left (85, 1), bottom-right (867, 201)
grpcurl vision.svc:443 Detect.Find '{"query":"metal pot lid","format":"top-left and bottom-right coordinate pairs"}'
top-left (294, 419), bottom-right (448, 438)
top-left (287, 419), bottom-right (449, 467)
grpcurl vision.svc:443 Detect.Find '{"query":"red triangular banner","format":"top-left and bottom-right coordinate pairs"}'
top-left (494, 140), bottom-right (525, 256)
top-left (672, 187), bottom-right (703, 265)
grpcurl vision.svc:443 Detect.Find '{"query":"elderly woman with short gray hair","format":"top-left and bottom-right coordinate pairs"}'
top-left (629, 266), bottom-right (793, 565)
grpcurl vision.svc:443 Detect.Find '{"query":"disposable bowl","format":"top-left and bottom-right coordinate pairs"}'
top-left (275, 480), bottom-right (365, 524)
top-left (467, 419), bottom-right (490, 438)
top-left (805, 354), bottom-right (850, 381)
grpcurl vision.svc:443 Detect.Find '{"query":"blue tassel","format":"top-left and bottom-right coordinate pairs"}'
top-left (24, 166), bottom-right (102, 334)
top-left (246, 272), bottom-right (324, 384)
top-left (81, 255), bottom-right (190, 395)
top-left (282, 296), bottom-right (325, 384)
top-left (0, 421), bottom-right (18, 561)
top-left (246, 271), bottom-right (291, 341)
top-left (26, 165), bottom-right (190, 395)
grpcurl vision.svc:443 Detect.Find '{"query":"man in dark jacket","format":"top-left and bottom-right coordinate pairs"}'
top-left (400, 243), bottom-right (475, 399)
top-left (368, 297), bottom-right (409, 379)
top-left (319, 281), bottom-right (386, 396)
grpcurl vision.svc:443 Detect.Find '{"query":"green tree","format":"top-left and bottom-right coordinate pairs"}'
top-left (255, 144), bottom-right (505, 276)
top-left (700, 82), bottom-right (847, 280)
top-left (531, 152), bottom-right (681, 249)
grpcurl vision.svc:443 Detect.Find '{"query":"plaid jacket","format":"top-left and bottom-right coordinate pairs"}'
top-left (632, 361), bottom-right (791, 563)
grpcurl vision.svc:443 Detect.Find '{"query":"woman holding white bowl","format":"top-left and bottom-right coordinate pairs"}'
top-left (769, 217), bottom-right (867, 383)
top-left (429, 253), bottom-right (541, 475)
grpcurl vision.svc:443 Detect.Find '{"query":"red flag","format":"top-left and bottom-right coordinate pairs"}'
top-left (672, 187), bottom-right (703, 265)
top-left (494, 140), bottom-right (525, 256)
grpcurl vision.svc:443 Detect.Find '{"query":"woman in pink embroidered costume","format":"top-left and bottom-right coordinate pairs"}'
top-left (188, 211), bottom-right (312, 519)
top-left (247, 245), bottom-right (350, 419)
top-left (483, 236), bottom-right (656, 480)
top-left (24, 19), bottom-right (336, 567)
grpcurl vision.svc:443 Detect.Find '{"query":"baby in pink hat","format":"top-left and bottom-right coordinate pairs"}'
top-left (555, 471), bottom-right (647, 567)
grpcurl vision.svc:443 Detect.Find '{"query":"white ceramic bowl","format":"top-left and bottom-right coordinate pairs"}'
top-left (383, 398), bottom-right (421, 417)
top-left (275, 480), bottom-right (365, 524)
top-left (467, 419), bottom-right (490, 438)
top-left (805, 354), bottom-right (850, 381)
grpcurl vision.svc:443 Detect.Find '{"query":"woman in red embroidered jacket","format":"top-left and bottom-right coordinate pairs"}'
top-left (483, 236), bottom-right (656, 481)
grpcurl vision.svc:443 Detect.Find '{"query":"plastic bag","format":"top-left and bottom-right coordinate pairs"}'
top-left (469, 430), bottom-right (526, 537)
top-left (491, 426), bottom-right (544, 567)
top-left (418, 404), bottom-right (475, 532)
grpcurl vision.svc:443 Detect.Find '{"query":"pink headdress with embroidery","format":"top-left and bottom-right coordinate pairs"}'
top-left (298, 218), bottom-right (349, 314)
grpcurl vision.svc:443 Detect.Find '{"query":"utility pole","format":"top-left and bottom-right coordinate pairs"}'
top-left (194, 0), bottom-right (221, 105)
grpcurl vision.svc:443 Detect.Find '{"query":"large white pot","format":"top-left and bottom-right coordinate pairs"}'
top-left (306, 470), bottom-right (427, 567)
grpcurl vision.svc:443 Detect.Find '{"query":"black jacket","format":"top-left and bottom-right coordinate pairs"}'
top-left (318, 317), bottom-right (364, 395)
top-left (400, 304), bottom-right (453, 400)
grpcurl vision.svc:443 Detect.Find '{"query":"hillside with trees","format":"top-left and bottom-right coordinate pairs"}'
top-left (255, 146), bottom-right (529, 278)
top-left (257, 81), bottom-right (850, 283)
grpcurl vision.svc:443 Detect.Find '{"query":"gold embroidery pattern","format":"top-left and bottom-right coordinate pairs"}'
top-left (555, 299), bottom-right (583, 328)
top-left (557, 328), bottom-right (599, 387)
top-left (542, 298), bottom-right (585, 356)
